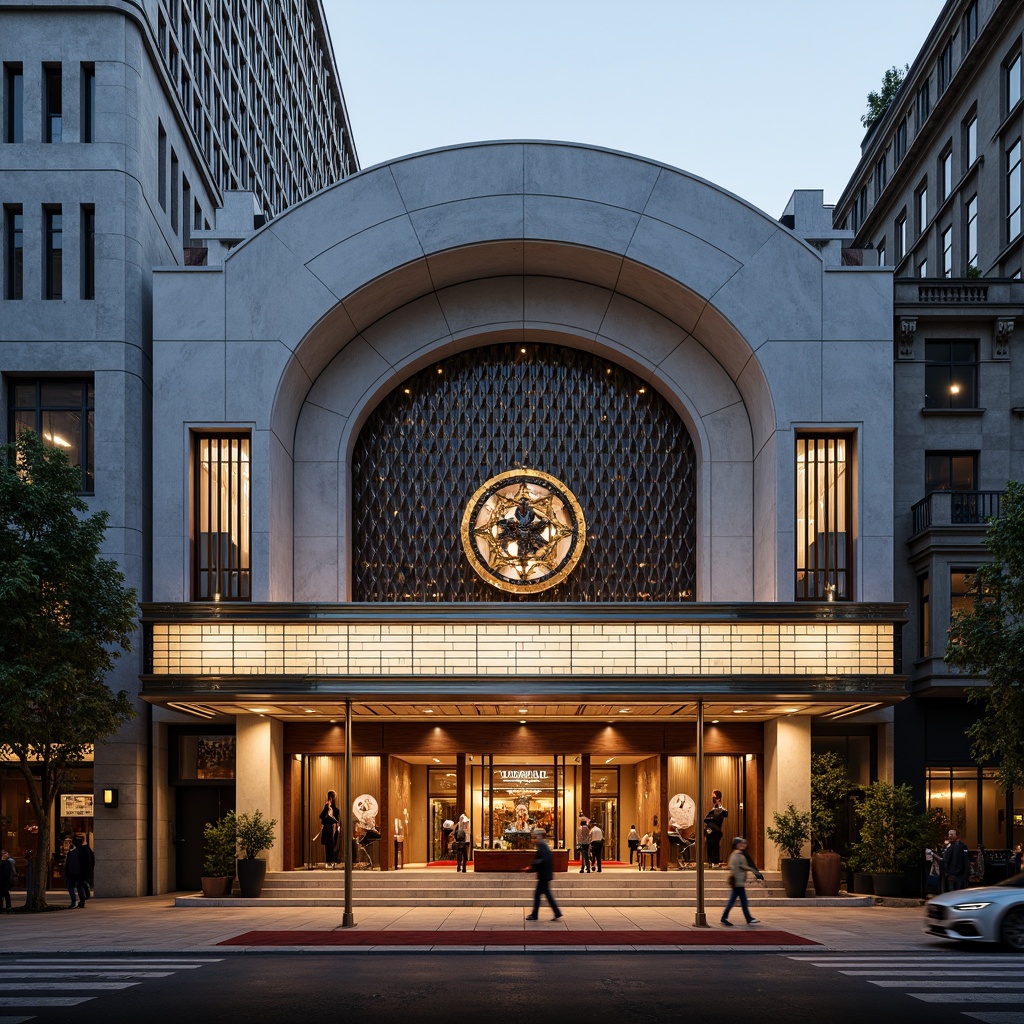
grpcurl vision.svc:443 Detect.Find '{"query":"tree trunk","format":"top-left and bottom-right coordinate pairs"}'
top-left (15, 755), bottom-right (55, 911)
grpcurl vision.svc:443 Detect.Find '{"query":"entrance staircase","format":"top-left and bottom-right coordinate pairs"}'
top-left (175, 865), bottom-right (871, 908)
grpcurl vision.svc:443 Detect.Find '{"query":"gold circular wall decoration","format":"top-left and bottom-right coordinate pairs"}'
top-left (461, 469), bottom-right (586, 594)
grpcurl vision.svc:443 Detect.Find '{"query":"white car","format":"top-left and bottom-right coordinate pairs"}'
top-left (925, 872), bottom-right (1024, 951)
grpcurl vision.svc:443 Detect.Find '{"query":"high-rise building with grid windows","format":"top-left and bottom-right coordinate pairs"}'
top-left (0, 0), bottom-right (357, 897)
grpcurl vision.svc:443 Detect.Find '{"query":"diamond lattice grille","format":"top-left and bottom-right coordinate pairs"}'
top-left (351, 343), bottom-right (696, 601)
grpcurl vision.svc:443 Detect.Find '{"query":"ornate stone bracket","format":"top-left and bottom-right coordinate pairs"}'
top-left (898, 318), bottom-right (918, 359)
top-left (994, 318), bottom-right (1015, 359)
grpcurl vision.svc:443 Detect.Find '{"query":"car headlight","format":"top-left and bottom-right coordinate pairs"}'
top-left (951, 901), bottom-right (993, 911)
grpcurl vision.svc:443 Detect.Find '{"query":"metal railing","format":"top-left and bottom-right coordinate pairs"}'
top-left (911, 490), bottom-right (1004, 534)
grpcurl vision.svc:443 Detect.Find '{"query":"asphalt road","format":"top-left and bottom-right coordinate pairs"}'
top-left (3, 950), bottom-right (1023, 1024)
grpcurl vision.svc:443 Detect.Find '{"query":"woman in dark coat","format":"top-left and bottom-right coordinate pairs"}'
top-left (319, 790), bottom-right (341, 868)
top-left (703, 790), bottom-right (728, 867)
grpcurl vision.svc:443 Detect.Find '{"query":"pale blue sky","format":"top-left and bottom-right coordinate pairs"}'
top-left (323, 0), bottom-right (941, 218)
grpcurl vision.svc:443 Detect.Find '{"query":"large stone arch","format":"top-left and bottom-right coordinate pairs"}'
top-left (155, 142), bottom-right (860, 605)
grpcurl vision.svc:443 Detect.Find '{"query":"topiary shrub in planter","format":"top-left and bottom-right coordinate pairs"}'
top-left (201, 810), bottom-right (236, 898)
top-left (766, 803), bottom-right (811, 898)
top-left (810, 751), bottom-right (853, 897)
top-left (850, 781), bottom-right (931, 898)
top-left (235, 809), bottom-right (278, 898)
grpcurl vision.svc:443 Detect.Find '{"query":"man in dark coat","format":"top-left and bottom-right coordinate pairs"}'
top-left (524, 828), bottom-right (562, 921)
top-left (942, 829), bottom-right (971, 891)
top-left (73, 836), bottom-right (95, 907)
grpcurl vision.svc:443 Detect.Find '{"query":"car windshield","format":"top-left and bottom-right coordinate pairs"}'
top-left (994, 872), bottom-right (1024, 889)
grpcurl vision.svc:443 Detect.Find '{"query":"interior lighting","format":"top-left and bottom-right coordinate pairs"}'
top-left (618, 708), bottom-right (630, 713)
top-left (733, 709), bottom-right (747, 714)
top-left (403, 388), bottom-right (411, 394)
top-left (519, 720), bottom-right (527, 724)
top-left (950, 384), bottom-right (961, 394)
top-left (518, 708), bottom-right (528, 714)
top-left (432, 758), bottom-right (441, 763)
top-left (423, 708), bottom-right (433, 713)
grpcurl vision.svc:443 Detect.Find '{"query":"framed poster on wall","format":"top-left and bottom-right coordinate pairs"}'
top-left (196, 736), bottom-right (236, 779)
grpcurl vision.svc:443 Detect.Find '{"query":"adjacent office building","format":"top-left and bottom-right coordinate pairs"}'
top-left (834, 0), bottom-right (1023, 847)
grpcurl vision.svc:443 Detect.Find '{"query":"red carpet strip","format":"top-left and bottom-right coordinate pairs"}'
top-left (220, 929), bottom-right (818, 947)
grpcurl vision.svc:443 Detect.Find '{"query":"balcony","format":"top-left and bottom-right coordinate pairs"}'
top-left (910, 490), bottom-right (1003, 536)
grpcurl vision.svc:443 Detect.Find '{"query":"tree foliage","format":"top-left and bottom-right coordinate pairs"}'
top-left (945, 480), bottom-right (1024, 794)
top-left (852, 781), bottom-right (931, 873)
top-left (0, 432), bottom-right (137, 911)
top-left (861, 64), bottom-right (909, 128)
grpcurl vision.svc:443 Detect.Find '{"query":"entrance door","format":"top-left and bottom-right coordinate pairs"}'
top-left (429, 798), bottom-right (457, 861)
top-left (175, 785), bottom-right (234, 891)
top-left (590, 796), bottom-right (618, 861)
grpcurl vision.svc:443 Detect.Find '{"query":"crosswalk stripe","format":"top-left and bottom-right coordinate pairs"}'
top-left (0, 999), bottom-right (93, 1007)
top-left (867, 981), bottom-right (1024, 989)
top-left (0, 1016), bottom-right (34, 1024)
top-left (0, 983), bottom-right (141, 992)
top-left (962, 1014), bottom-right (1024, 1024)
top-left (0, 971), bottom-right (173, 979)
top-left (790, 955), bottom-right (1022, 963)
top-left (7, 958), bottom-right (221, 965)
top-left (911, 994), bottom-right (1024, 1004)
top-left (839, 970), bottom-right (1024, 977)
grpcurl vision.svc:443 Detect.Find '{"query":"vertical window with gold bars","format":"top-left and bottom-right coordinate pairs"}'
top-left (796, 433), bottom-right (852, 600)
top-left (192, 433), bottom-right (250, 600)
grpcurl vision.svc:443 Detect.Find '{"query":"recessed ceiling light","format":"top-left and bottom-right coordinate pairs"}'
top-left (605, 757), bottom-right (614, 764)
top-left (785, 707), bottom-right (800, 714)
top-left (619, 708), bottom-right (631, 713)
top-left (423, 709), bottom-right (433, 713)
top-left (518, 708), bottom-right (528, 714)
top-left (733, 709), bottom-right (747, 714)
top-left (304, 708), bottom-right (316, 713)
top-left (710, 719), bottom-right (720, 724)
top-left (519, 720), bottom-right (527, 724)
top-left (432, 758), bottom-right (441, 763)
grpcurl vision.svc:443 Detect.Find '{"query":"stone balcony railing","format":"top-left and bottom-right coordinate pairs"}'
top-left (910, 490), bottom-right (1004, 536)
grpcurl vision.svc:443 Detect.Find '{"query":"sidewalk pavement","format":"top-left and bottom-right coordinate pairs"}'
top-left (0, 895), bottom-right (938, 954)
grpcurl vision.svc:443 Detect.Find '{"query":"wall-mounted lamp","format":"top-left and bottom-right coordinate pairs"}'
top-left (101, 788), bottom-right (119, 808)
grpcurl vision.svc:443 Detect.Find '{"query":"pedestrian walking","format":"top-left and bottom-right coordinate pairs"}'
top-left (73, 835), bottom-right (95, 906)
top-left (524, 828), bottom-right (562, 921)
top-left (942, 829), bottom-right (970, 891)
top-left (576, 817), bottom-right (591, 872)
top-left (720, 836), bottom-right (762, 927)
top-left (589, 820), bottom-right (604, 872)
top-left (63, 839), bottom-right (81, 908)
top-left (0, 849), bottom-right (16, 913)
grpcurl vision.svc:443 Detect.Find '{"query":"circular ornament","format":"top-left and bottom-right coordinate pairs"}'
top-left (669, 793), bottom-right (696, 829)
top-left (461, 469), bottom-right (586, 594)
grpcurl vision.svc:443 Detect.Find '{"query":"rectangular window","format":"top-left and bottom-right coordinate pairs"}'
top-left (875, 154), bottom-right (887, 196)
top-left (9, 378), bottom-right (95, 492)
top-left (918, 574), bottom-right (930, 659)
top-left (965, 115), bottom-right (977, 167)
top-left (939, 40), bottom-right (954, 93)
top-left (170, 148), bottom-right (179, 234)
top-left (925, 451), bottom-right (977, 491)
top-left (895, 119), bottom-right (907, 167)
top-left (857, 186), bottom-right (867, 229)
top-left (158, 122), bottom-right (167, 211)
top-left (896, 213), bottom-right (907, 262)
top-left (925, 340), bottom-right (977, 409)
top-left (941, 149), bottom-right (953, 201)
top-left (182, 177), bottom-right (191, 246)
top-left (916, 184), bottom-right (928, 234)
top-left (1008, 139), bottom-right (1021, 242)
top-left (962, 2), bottom-right (977, 55)
top-left (916, 81), bottom-right (930, 131)
top-left (4, 63), bottom-right (23, 142)
top-left (44, 206), bottom-right (63, 300)
top-left (3, 205), bottom-right (23, 299)
top-left (81, 204), bottom-right (95, 299)
top-left (1008, 52), bottom-right (1022, 112)
top-left (966, 194), bottom-right (978, 271)
top-left (951, 567), bottom-right (979, 620)
top-left (918, 258), bottom-right (928, 277)
top-left (43, 64), bottom-right (62, 143)
top-left (941, 225), bottom-right (953, 278)
top-left (81, 63), bottom-right (95, 143)
top-left (192, 433), bottom-right (251, 600)
top-left (878, 240), bottom-right (886, 267)
top-left (795, 433), bottom-right (852, 601)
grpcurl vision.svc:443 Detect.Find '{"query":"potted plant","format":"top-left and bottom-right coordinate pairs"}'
top-left (810, 751), bottom-right (852, 897)
top-left (766, 802), bottom-right (811, 898)
top-left (850, 781), bottom-right (930, 898)
top-left (235, 809), bottom-right (278, 898)
top-left (200, 810), bottom-right (236, 898)
top-left (845, 848), bottom-right (873, 894)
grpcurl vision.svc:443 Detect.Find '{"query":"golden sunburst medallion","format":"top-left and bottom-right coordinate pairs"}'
top-left (461, 469), bottom-right (586, 594)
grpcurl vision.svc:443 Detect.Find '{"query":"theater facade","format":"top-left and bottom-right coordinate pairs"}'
top-left (145, 142), bottom-right (904, 889)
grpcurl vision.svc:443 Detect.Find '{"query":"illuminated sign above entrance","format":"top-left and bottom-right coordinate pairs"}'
top-left (499, 770), bottom-right (548, 782)
top-left (461, 469), bottom-right (586, 594)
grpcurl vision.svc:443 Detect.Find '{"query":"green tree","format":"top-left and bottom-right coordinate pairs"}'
top-left (0, 432), bottom-right (137, 911)
top-left (810, 751), bottom-right (853, 852)
top-left (945, 480), bottom-right (1024, 794)
top-left (861, 64), bottom-right (909, 128)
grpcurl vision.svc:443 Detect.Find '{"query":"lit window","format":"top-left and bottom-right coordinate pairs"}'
top-left (9, 379), bottom-right (95, 492)
top-left (925, 452), bottom-right (976, 491)
top-left (925, 340), bottom-right (977, 409)
top-left (951, 567), bottom-right (979, 620)
top-left (795, 434), bottom-right (852, 601)
top-left (192, 433), bottom-right (251, 600)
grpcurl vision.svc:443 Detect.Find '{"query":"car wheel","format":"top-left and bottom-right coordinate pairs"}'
top-left (1000, 906), bottom-right (1024, 952)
